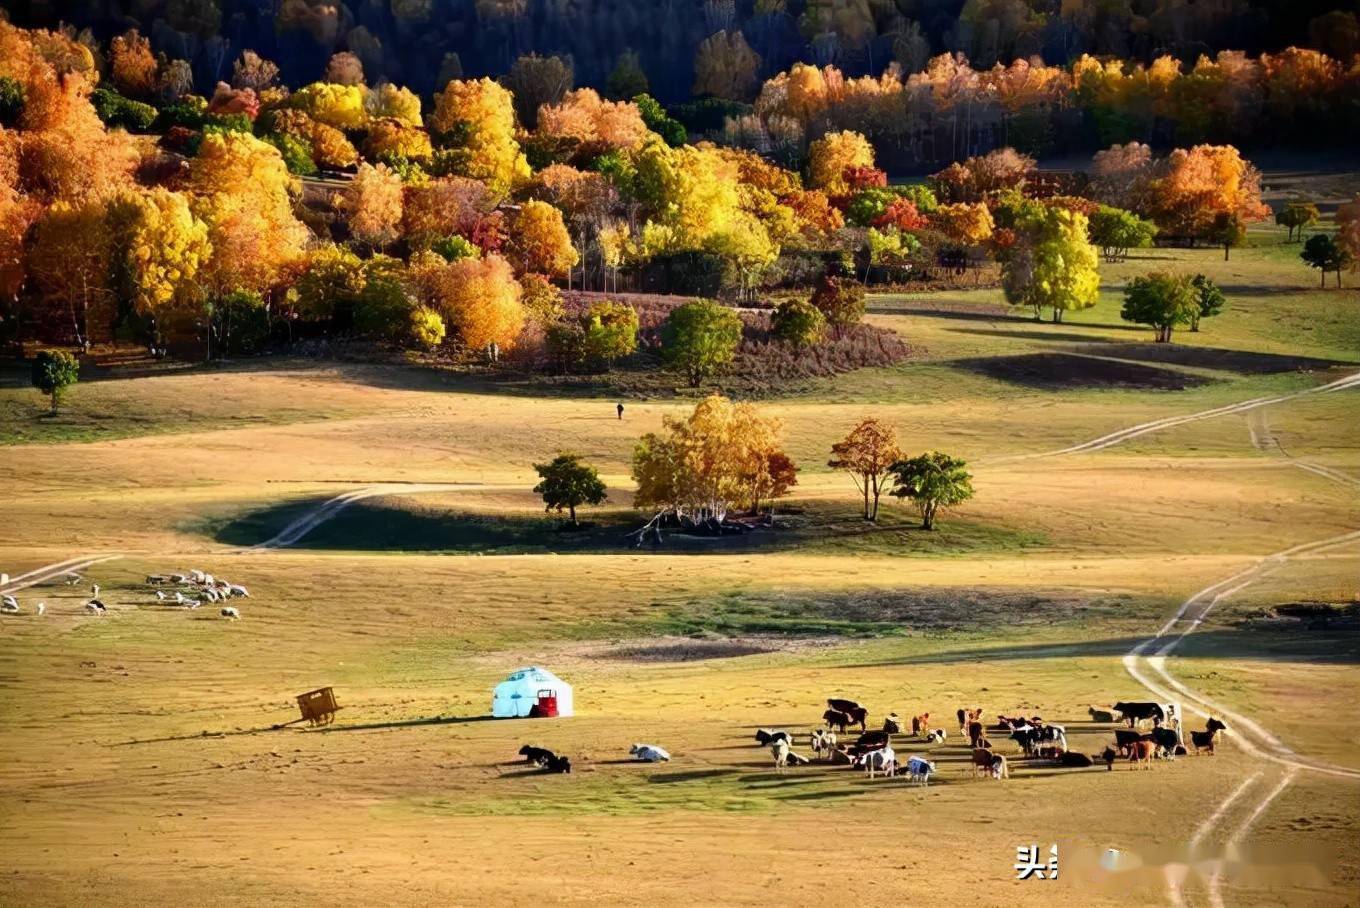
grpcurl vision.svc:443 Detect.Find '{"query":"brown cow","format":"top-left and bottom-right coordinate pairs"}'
top-left (967, 721), bottom-right (985, 748)
top-left (1129, 739), bottom-right (1156, 769)
top-left (970, 747), bottom-right (995, 777)
top-left (956, 708), bottom-right (967, 734)
top-left (911, 712), bottom-right (930, 736)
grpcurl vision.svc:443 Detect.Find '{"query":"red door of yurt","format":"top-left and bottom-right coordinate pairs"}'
top-left (530, 689), bottom-right (559, 718)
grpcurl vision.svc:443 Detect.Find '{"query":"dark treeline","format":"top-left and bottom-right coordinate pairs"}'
top-left (4, 0), bottom-right (1358, 105)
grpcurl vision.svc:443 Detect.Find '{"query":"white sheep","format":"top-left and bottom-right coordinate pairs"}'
top-left (220, 606), bottom-right (240, 620)
top-left (1, 594), bottom-right (17, 608)
top-left (36, 602), bottom-right (45, 616)
top-left (85, 600), bottom-right (105, 615)
top-left (228, 585), bottom-right (250, 598)
top-left (155, 590), bottom-right (167, 601)
top-left (1, 601), bottom-right (19, 614)
top-left (91, 583), bottom-right (99, 598)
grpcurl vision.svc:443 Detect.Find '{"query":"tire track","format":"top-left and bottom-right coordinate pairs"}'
top-left (992, 370), bottom-right (1360, 462)
top-left (0, 554), bottom-right (122, 596)
top-left (1206, 770), bottom-right (1298, 908)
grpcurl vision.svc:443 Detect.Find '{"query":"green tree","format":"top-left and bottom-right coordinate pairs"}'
top-left (580, 300), bottom-right (639, 369)
top-left (1301, 234), bottom-right (1350, 288)
top-left (770, 297), bottom-right (825, 347)
top-left (660, 299), bottom-right (743, 386)
top-left (533, 453), bottom-right (607, 526)
top-left (1088, 205), bottom-right (1156, 262)
top-left (1189, 274), bottom-right (1225, 332)
top-left (888, 451), bottom-right (975, 530)
top-left (1121, 271), bottom-right (1200, 343)
top-left (31, 350), bottom-right (79, 415)
top-left (1276, 201), bottom-right (1319, 243)
top-left (606, 51), bottom-right (649, 100)
top-left (1002, 206), bottom-right (1101, 323)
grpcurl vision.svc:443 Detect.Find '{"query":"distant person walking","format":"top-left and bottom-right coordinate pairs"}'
top-left (617, 402), bottom-right (624, 420)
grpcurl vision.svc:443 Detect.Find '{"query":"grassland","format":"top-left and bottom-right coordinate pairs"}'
top-left (0, 215), bottom-right (1357, 906)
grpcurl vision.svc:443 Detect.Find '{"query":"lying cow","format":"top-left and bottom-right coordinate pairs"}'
top-left (629, 743), bottom-right (671, 762)
top-left (1088, 706), bottom-right (1117, 724)
top-left (519, 744), bottom-right (556, 766)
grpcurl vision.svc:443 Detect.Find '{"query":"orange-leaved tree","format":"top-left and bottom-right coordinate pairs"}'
top-left (828, 417), bottom-right (902, 521)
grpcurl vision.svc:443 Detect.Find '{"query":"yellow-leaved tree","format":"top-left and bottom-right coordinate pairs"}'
top-left (429, 78), bottom-right (529, 196)
top-left (341, 163), bottom-right (404, 249)
top-left (107, 187), bottom-right (213, 319)
top-left (26, 198), bottom-right (116, 345)
top-left (190, 132), bottom-right (309, 295)
top-left (413, 251), bottom-right (524, 355)
top-left (631, 394), bottom-right (797, 529)
top-left (806, 130), bottom-right (874, 195)
top-left (510, 200), bottom-right (578, 278)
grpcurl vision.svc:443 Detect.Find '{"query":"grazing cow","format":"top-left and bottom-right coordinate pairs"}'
top-left (755, 729), bottom-right (791, 746)
top-left (1100, 746), bottom-right (1118, 771)
top-left (629, 744), bottom-right (671, 762)
top-left (542, 754), bottom-right (572, 773)
top-left (771, 740), bottom-right (792, 774)
top-left (970, 748), bottom-right (996, 778)
top-left (1114, 701), bottom-right (1165, 727)
top-left (845, 706), bottom-right (869, 732)
top-left (1129, 740), bottom-right (1156, 768)
top-left (859, 746), bottom-right (897, 779)
top-left (1011, 727), bottom-right (1041, 756)
top-left (967, 708), bottom-right (983, 727)
top-left (989, 754), bottom-right (1009, 780)
top-left (906, 756), bottom-right (936, 786)
top-left (925, 729), bottom-right (946, 744)
top-left (883, 713), bottom-right (902, 735)
top-left (826, 698), bottom-right (862, 715)
top-left (1114, 728), bottom-right (1143, 756)
top-left (967, 721), bottom-right (985, 748)
top-left (910, 713), bottom-right (930, 736)
top-left (1190, 718), bottom-right (1227, 754)
top-left (851, 730), bottom-right (891, 752)
top-left (1147, 726), bottom-right (1180, 758)
top-left (822, 709), bottom-right (853, 734)
top-left (956, 708), bottom-right (968, 734)
top-left (519, 744), bottom-right (556, 766)
top-left (1058, 751), bottom-right (1094, 768)
top-left (995, 715), bottom-right (1026, 731)
top-left (1088, 707), bottom-right (1116, 723)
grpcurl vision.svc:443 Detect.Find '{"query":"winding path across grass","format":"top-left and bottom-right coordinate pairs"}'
top-left (250, 482), bottom-right (480, 549)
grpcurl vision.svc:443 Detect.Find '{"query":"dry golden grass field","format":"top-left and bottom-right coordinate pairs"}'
top-left (1, 218), bottom-right (1358, 906)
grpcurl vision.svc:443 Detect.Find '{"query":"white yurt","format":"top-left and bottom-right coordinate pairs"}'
top-left (491, 666), bottom-right (574, 719)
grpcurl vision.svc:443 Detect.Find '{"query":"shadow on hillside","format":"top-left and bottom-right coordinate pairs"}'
top-left (1076, 343), bottom-right (1355, 374)
top-left (949, 327), bottom-right (1119, 344)
top-left (845, 628), bottom-right (1360, 668)
top-left (952, 352), bottom-right (1212, 391)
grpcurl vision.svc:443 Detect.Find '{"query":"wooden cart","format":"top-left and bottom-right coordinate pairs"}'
top-left (295, 687), bottom-right (341, 727)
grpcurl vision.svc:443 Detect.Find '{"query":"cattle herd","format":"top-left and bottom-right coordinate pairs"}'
top-left (760, 698), bottom-right (1228, 784)
top-left (509, 698), bottom-right (1227, 786)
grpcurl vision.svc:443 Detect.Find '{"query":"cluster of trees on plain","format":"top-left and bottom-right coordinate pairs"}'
top-left (533, 396), bottom-right (974, 537)
top-left (12, 0), bottom-right (1356, 117)
top-left (2, 22), bottom-right (1350, 378)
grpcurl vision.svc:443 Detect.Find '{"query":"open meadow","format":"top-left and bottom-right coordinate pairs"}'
top-left (2, 216), bottom-right (1359, 907)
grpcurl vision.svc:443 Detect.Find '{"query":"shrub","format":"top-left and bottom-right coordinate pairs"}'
top-left (809, 274), bottom-right (865, 333)
top-left (431, 234), bottom-right (481, 263)
top-left (266, 133), bottom-right (317, 176)
top-left (770, 297), bottom-right (826, 347)
top-left (660, 299), bottom-right (742, 386)
top-left (408, 305), bottom-right (446, 349)
top-left (520, 272), bottom-right (564, 323)
top-left (91, 87), bottom-right (158, 131)
top-left (31, 349), bottom-right (79, 415)
top-left (581, 300), bottom-right (639, 369)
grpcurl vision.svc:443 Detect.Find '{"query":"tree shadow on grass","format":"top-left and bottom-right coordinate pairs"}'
top-left (951, 352), bottom-right (1213, 391)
